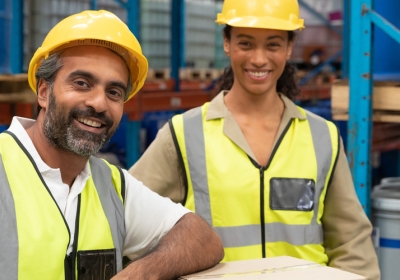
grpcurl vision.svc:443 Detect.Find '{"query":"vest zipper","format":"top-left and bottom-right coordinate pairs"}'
top-left (259, 166), bottom-right (266, 258)
top-left (249, 119), bottom-right (293, 259)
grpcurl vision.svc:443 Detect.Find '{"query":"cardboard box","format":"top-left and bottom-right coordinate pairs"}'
top-left (179, 256), bottom-right (365, 280)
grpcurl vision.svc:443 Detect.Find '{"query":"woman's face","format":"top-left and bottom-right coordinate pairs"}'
top-left (224, 27), bottom-right (293, 97)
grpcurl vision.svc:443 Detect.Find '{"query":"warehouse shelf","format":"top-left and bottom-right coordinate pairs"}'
top-left (347, 0), bottom-right (400, 216)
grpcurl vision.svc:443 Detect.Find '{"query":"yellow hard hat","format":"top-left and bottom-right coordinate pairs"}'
top-left (216, 0), bottom-right (305, 31)
top-left (28, 10), bottom-right (148, 101)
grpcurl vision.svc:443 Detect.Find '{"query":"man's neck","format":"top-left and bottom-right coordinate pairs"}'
top-left (26, 118), bottom-right (88, 188)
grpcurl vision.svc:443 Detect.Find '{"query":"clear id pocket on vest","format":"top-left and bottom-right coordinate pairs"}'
top-left (77, 249), bottom-right (116, 280)
top-left (270, 178), bottom-right (315, 211)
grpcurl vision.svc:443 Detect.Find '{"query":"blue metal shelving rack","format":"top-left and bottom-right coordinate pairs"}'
top-left (8, 0), bottom-right (23, 74)
top-left (112, 0), bottom-right (142, 167)
top-left (347, 0), bottom-right (400, 217)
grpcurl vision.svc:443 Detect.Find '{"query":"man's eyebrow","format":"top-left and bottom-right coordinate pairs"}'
top-left (67, 70), bottom-right (99, 83)
top-left (109, 81), bottom-right (127, 93)
top-left (68, 70), bottom-right (127, 91)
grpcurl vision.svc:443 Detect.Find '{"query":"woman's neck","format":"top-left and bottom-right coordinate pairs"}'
top-left (223, 86), bottom-right (284, 119)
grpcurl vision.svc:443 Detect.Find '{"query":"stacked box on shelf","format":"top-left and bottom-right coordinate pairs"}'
top-left (24, 0), bottom-right (91, 71)
top-left (140, 0), bottom-right (171, 69)
top-left (290, 0), bottom-right (343, 64)
top-left (214, 1), bottom-right (230, 69)
top-left (184, 0), bottom-right (215, 69)
top-left (0, 0), bottom-right (11, 73)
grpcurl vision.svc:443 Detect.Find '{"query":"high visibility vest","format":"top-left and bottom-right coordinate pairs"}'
top-left (0, 131), bottom-right (126, 280)
top-left (170, 103), bottom-right (339, 264)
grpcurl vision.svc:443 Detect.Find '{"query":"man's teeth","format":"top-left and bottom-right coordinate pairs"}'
top-left (249, 71), bottom-right (268, 77)
top-left (78, 117), bottom-right (101, 128)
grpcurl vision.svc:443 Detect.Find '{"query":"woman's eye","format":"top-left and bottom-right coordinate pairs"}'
top-left (239, 41), bottom-right (251, 47)
top-left (268, 42), bottom-right (281, 47)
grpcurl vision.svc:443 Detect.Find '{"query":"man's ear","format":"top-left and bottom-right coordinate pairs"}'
top-left (37, 79), bottom-right (50, 109)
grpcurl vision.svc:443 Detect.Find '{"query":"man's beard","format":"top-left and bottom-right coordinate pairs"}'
top-left (43, 90), bottom-right (116, 157)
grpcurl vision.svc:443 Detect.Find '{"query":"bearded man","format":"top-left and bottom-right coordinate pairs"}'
top-left (0, 10), bottom-right (223, 280)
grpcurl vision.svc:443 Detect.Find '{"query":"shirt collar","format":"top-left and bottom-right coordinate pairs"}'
top-left (206, 91), bottom-right (306, 121)
top-left (7, 116), bottom-right (91, 177)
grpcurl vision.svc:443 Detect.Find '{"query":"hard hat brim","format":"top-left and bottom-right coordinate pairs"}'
top-left (216, 16), bottom-right (305, 31)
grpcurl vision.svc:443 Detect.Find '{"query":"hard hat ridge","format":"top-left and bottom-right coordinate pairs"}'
top-left (216, 0), bottom-right (305, 31)
top-left (28, 10), bottom-right (148, 101)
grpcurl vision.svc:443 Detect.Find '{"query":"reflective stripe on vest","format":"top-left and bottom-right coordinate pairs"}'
top-left (176, 106), bottom-right (336, 249)
top-left (0, 154), bottom-right (18, 280)
top-left (89, 157), bottom-right (126, 272)
top-left (0, 132), bottom-right (125, 279)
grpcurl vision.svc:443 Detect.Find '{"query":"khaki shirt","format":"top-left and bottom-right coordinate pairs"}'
top-left (129, 92), bottom-right (380, 280)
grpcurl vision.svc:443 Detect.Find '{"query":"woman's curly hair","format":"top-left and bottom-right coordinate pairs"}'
top-left (215, 25), bottom-right (300, 100)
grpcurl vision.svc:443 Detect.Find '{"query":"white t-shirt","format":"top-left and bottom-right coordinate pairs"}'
top-left (8, 116), bottom-right (190, 259)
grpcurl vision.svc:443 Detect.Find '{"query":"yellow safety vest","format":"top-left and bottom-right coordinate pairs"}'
top-left (0, 132), bottom-right (126, 280)
top-left (170, 103), bottom-right (339, 264)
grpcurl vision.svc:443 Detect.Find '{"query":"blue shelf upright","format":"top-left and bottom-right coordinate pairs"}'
top-left (1, 0), bottom-right (23, 74)
top-left (348, 0), bottom-right (400, 217)
top-left (171, 0), bottom-right (185, 92)
top-left (114, 0), bottom-right (142, 167)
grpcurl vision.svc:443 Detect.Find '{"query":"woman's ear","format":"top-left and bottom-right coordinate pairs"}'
top-left (286, 40), bottom-right (294, 60)
top-left (37, 79), bottom-right (50, 109)
top-left (223, 35), bottom-right (230, 57)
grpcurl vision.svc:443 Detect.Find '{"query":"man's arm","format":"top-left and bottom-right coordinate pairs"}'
top-left (113, 212), bottom-right (224, 279)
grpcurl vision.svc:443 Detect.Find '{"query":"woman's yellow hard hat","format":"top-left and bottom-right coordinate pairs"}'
top-left (28, 10), bottom-right (148, 101)
top-left (216, 0), bottom-right (305, 31)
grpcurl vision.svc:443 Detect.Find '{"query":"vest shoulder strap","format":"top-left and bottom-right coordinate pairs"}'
top-left (89, 156), bottom-right (126, 272)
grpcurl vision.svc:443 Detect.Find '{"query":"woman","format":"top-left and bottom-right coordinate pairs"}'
top-left (129, 0), bottom-right (379, 279)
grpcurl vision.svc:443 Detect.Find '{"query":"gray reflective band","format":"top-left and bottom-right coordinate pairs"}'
top-left (215, 223), bottom-right (322, 248)
top-left (182, 108), bottom-right (331, 247)
top-left (0, 154), bottom-right (18, 280)
top-left (89, 157), bottom-right (126, 273)
top-left (182, 107), bottom-right (213, 226)
top-left (305, 111), bottom-right (332, 225)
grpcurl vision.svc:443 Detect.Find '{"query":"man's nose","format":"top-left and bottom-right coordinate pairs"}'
top-left (84, 87), bottom-right (108, 113)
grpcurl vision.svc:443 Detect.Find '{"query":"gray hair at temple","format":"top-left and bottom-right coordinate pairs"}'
top-left (34, 51), bottom-right (133, 114)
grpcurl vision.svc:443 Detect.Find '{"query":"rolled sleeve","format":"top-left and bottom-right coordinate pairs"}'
top-left (322, 138), bottom-right (380, 280)
top-left (122, 169), bottom-right (190, 260)
top-left (128, 123), bottom-right (185, 203)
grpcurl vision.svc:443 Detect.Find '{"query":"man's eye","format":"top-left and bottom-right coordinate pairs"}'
top-left (110, 90), bottom-right (120, 96)
top-left (109, 90), bottom-right (123, 100)
top-left (75, 80), bottom-right (89, 87)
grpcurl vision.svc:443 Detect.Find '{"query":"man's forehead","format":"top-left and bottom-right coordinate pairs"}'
top-left (58, 45), bottom-right (129, 75)
top-left (59, 45), bottom-right (123, 60)
top-left (55, 45), bottom-right (129, 87)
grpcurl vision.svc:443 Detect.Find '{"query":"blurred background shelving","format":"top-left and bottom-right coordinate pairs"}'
top-left (3, 0), bottom-right (400, 278)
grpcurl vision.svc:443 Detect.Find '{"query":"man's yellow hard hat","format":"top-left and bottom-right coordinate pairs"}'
top-left (216, 0), bottom-right (305, 31)
top-left (28, 10), bottom-right (148, 101)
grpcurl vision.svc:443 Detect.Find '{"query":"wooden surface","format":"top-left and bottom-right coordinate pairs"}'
top-left (332, 109), bottom-right (400, 123)
top-left (331, 80), bottom-right (400, 111)
top-left (332, 79), bottom-right (400, 123)
top-left (0, 74), bottom-right (36, 103)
